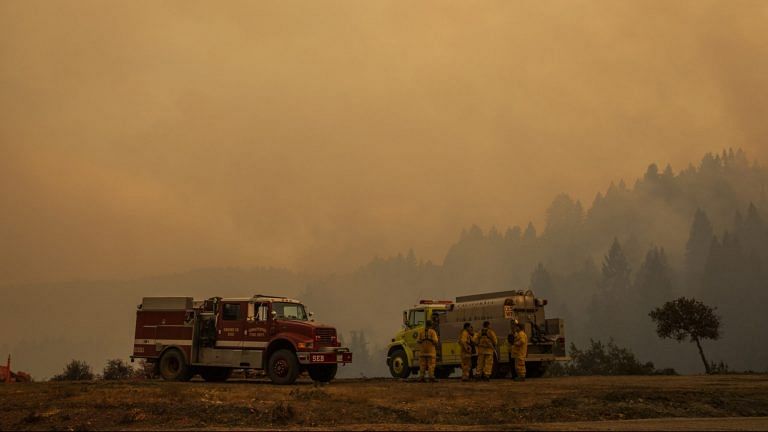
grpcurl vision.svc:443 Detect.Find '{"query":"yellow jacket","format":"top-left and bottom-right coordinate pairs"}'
top-left (418, 327), bottom-right (439, 357)
top-left (472, 328), bottom-right (498, 354)
top-left (459, 329), bottom-right (473, 357)
top-left (511, 330), bottom-right (528, 359)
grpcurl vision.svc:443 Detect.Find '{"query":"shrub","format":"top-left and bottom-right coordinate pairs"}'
top-left (102, 358), bottom-right (134, 380)
top-left (556, 339), bottom-right (660, 376)
top-left (51, 360), bottom-right (94, 381)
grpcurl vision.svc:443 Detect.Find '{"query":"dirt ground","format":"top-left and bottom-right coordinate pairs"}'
top-left (2, 375), bottom-right (767, 431)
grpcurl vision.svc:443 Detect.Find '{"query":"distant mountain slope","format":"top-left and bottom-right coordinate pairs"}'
top-left (3, 149), bottom-right (766, 378)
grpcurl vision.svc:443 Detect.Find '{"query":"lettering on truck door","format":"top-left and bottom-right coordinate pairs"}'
top-left (244, 302), bottom-right (270, 350)
top-left (217, 301), bottom-right (246, 349)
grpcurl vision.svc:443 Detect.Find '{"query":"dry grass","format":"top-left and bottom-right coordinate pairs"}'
top-left (1, 375), bottom-right (768, 430)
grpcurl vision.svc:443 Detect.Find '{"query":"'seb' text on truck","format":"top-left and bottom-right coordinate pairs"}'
top-left (132, 295), bottom-right (352, 384)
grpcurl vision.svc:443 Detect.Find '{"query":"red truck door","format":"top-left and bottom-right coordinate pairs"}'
top-left (244, 302), bottom-right (271, 350)
top-left (216, 301), bottom-right (247, 349)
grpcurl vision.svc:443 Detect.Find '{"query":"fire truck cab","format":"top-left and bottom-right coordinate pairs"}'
top-left (132, 295), bottom-right (352, 385)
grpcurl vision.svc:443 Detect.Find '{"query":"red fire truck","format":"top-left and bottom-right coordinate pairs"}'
top-left (131, 295), bottom-right (352, 384)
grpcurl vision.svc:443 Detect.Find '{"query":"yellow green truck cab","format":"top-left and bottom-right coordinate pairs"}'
top-left (386, 300), bottom-right (455, 379)
top-left (386, 290), bottom-right (568, 378)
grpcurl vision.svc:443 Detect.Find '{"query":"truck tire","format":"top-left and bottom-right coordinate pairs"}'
top-left (267, 349), bottom-right (300, 385)
top-left (308, 364), bottom-right (338, 382)
top-left (159, 349), bottom-right (192, 381)
top-left (388, 349), bottom-right (411, 379)
top-left (199, 367), bottom-right (232, 382)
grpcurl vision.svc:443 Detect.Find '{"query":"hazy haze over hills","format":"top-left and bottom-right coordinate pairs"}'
top-left (2, 1), bottom-right (768, 284)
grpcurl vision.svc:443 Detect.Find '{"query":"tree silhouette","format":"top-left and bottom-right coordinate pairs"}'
top-left (529, 263), bottom-right (554, 297)
top-left (523, 222), bottom-right (537, 241)
top-left (600, 238), bottom-right (631, 293)
top-left (635, 246), bottom-right (673, 309)
top-left (544, 193), bottom-right (584, 236)
top-left (684, 209), bottom-right (713, 290)
top-left (649, 297), bottom-right (720, 374)
top-left (586, 239), bottom-right (633, 342)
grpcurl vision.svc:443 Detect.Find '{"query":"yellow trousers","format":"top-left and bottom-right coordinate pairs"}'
top-left (476, 352), bottom-right (494, 377)
top-left (515, 357), bottom-right (526, 378)
top-left (461, 355), bottom-right (472, 379)
top-left (419, 355), bottom-right (436, 378)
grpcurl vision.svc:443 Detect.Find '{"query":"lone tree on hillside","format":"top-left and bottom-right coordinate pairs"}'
top-left (649, 297), bottom-right (721, 374)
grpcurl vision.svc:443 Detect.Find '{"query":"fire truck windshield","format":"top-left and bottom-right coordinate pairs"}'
top-left (272, 302), bottom-right (308, 321)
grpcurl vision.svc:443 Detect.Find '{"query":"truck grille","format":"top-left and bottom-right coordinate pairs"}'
top-left (315, 328), bottom-right (336, 345)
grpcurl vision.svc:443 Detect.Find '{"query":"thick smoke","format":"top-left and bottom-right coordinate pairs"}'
top-left (1, 1), bottom-right (768, 378)
top-left (1, 1), bottom-right (767, 284)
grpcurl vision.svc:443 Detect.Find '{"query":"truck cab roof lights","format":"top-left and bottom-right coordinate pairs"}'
top-left (418, 300), bottom-right (454, 304)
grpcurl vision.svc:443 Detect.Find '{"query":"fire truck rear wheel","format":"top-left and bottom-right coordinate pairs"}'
top-left (199, 367), bottom-right (233, 382)
top-left (267, 349), bottom-right (300, 385)
top-left (388, 349), bottom-right (411, 379)
top-left (308, 364), bottom-right (338, 382)
top-left (158, 349), bottom-right (192, 381)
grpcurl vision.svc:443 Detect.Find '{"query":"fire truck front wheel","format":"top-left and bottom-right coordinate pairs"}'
top-left (388, 349), bottom-right (411, 379)
top-left (158, 349), bottom-right (192, 381)
top-left (267, 349), bottom-right (300, 385)
top-left (308, 364), bottom-right (337, 382)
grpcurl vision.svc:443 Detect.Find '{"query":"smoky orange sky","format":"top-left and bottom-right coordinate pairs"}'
top-left (1, 0), bottom-right (767, 284)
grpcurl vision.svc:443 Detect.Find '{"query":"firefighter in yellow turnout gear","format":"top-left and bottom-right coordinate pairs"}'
top-left (511, 321), bottom-right (528, 381)
top-left (472, 321), bottom-right (498, 380)
top-left (459, 322), bottom-right (474, 381)
top-left (417, 320), bottom-right (439, 382)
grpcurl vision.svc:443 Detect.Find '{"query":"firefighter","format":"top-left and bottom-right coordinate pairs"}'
top-left (459, 322), bottom-right (474, 381)
top-left (417, 320), bottom-right (439, 382)
top-left (472, 321), bottom-right (497, 380)
top-left (510, 320), bottom-right (528, 381)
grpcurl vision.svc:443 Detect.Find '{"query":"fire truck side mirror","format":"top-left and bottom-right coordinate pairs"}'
top-left (402, 311), bottom-right (408, 327)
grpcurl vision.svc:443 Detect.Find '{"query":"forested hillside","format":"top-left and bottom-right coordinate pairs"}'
top-left (308, 149), bottom-right (768, 376)
top-left (2, 149), bottom-right (766, 378)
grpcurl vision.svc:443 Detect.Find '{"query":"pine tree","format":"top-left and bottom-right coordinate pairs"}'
top-left (743, 203), bottom-right (764, 240)
top-left (587, 239), bottom-right (633, 343)
top-left (467, 225), bottom-right (483, 240)
top-left (600, 238), bottom-right (632, 293)
top-left (529, 263), bottom-right (554, 297)
top-left (635, 246), bottom-right (674, 309)
top-left (505, 226), bottom-right (522, 241)
top-left (544, 193), bottom-right (584, 237)
top-left (523, 222), bottom-right (537, 241)
top-left (644, 164), bottom-right (660, 182)
top-left (759, 187), bottom-right (768, 211)
top-left (684, 209), bottom-right (714, 291)
top-left (349, 330), bottom-right (372, 377)
top-left (406, 248), bottom-right (417, 267)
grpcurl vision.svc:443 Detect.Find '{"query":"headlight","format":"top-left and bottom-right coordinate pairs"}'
top-left (297, 342), bottom-right (314, 350)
